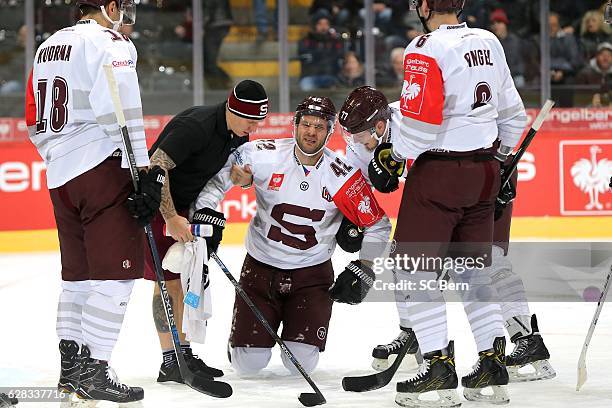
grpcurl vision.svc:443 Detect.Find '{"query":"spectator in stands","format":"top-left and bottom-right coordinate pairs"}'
top-left (549, 12), bottom-right (583, 106)
top-left (490, 9), bottom-right (525, 87)
top-left (576, 42), bottom-right (612, 107)
top-left (579, 10), bottom-right (612, 60)
top-left (175, 3), bottom-right (232, 89)
top-left (337, 51), bottom-right (365, 87)
top-left (203, 0), bottom-right (233, 89)
top-left (298, 10), bottom-right (344, 91)
top-left (462, 0), bottom-right (499, 29)
top-left (309, 0), bottom-right (352, 30)
top-left (0, 25), bottom-right (26, 95)
top-left (377, 47), bottom-right (404, 88)
top-left (253, 0), bottom-right (277, 45)
top-left (358, 1), bottom-right (392, 34)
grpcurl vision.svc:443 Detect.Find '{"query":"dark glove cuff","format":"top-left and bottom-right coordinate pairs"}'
top-left (347, 261), bottom-right (375, 288)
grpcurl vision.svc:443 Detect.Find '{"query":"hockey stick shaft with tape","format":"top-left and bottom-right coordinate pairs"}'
top-left (501, 99), bottom-right (555, 187)
top-left (102, 65), bottom-right (231, 398)
top-left (576, 264), bottom-right (612, 391)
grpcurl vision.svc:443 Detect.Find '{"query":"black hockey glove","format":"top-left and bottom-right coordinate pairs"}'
top-left (368, 142), bottom-right (405, 193)
top-left (494, 162), bottom-right (517, 221)
top-left (335, 216), bottom-right (364, 253)
top-left (329, 260), bottom-right (375, 305)
top-left (192, 207), bottom-right (226, 254)
top-left (126, 165), bottom-right (166, 227)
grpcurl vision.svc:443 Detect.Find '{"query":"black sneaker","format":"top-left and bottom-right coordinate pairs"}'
top-left (506, 315), bottom-right (556, 382)
top-left (372, 327), bottom-right (420, 371)
top-left (184, 348), bottom-right (224, 378)
top-left (58, 340), bottom-right (80, 393)
top-left (76, 345), bottom-right (143, 403)
top-left (396, 341), bottom-right (461, 408)
top-left (462, 337), bottom-right (509, 404)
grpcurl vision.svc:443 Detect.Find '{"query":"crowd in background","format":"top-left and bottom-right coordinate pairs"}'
top-left (298, 0), bottom-right (612, 107)
top-left (0, 0), bottom-right (610, 108)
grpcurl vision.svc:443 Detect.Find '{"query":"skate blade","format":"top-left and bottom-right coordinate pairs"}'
top-left (508, 360), bottom-right (556, 383)
top-left (69, 394), bottom-right (144, 407)
top-left (396, 389), bottom-right (462, 408)
top-left (463, 385), bottom-right (509, 405)
top-left (372, 354), bottom-right (420, 372)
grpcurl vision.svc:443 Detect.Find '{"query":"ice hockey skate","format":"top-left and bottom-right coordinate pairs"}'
top-left (372, 327), bottom-right (420, 371)
top-left (462, 337), bottom-right (509, 404)
top-left (0, 393), bottom-right (18, 407)
top-left (58, 340), bottom-right (81, 394)
top-left (75, 345), bottom-right (144, 404)
top-left (506, 315), bottom-right (556, 382)
top-left (395, 341), bottom-right (461, 408)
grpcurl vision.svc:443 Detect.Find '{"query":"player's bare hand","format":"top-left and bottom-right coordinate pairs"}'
top-left (231, 164), bottom-right (253, 187)
top-left (166, 215), bottom-right (193, 243)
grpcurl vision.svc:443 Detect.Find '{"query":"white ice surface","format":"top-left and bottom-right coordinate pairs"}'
top-left (1, 246), bottom-right (611, 407)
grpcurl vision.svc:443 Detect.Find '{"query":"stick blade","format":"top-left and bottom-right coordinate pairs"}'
top-left (342, 372), bottom-right (390, 392)
top-left (576, 360), bottom-right (587, 391)
top-left (298, 392), bottom-right (326, 406)
top-left (185, 373), bottom-right (233, 398)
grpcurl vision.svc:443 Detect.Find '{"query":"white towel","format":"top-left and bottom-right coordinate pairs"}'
top-left (161, 239), bottom-right (212, 343)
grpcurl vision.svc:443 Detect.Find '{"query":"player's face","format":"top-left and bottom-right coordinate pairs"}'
top-left (296, 115), bottom-right (329, 154)
top-left (229, 115), bottom-right (260, 137)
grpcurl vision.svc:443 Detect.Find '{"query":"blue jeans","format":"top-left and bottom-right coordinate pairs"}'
top-left (253, 0), bottom-right (277, 34)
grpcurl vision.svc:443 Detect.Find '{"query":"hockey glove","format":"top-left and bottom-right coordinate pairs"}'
top-left (192, 207), bottom-right (226, 254)
top-left (329, 260), bottom-right (375, 305)
top-left (368, 142), bottom-right (405, 193)
top-left (494, 162), bottom-right (517, 221)
top-left (126, 165), bottom-right (166, 227)
top-left (335, 216), bottom-right (364, 253)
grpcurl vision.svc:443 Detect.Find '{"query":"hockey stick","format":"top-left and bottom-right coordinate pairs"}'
top-left (102, 65), bottom-right (232, 399)
top-left (501, 99), bottom-right (555, 188)
top-left (210, 252), bottom-right (326, 407)
top-left (342, 336), bottom-right (411, 392)
top-left (576, 264), bottom-right (612, 391)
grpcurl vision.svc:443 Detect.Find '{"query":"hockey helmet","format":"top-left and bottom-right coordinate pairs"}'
top-left (339, 86), bottom-right (391, 144)
top-left (76, 0), bottom-right (136, 27)
top-left (294, 96), bottom-right (337, 157)
top-left (409, 0), bottom-right (466, 33)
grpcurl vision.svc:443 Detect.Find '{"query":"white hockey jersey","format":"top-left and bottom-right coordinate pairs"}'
top-left (394, 22), bottom-right (527, 161)
top-left (195, 138), bottom-right (392, 269)
top-left (26, 19), bottom-right (149, 189)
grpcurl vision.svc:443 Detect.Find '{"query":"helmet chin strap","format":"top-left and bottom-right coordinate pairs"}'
top-left (416, 6), bottom-right (433, 33)
top-left (100, 6), bottom-right (123, 31)
top-left (374, 119), bottom-right (390, 142)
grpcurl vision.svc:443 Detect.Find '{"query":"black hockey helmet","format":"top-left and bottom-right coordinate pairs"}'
top-left (410, 0), bottom-right (466, 33)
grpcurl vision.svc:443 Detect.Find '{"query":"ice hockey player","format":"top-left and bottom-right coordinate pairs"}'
top-left (145, 80), bottom-right (268, 383)
top-left (338, 86), bottom-right (420, 372)
top-left (195, 96), bottom-right (392, 375)
top-left (26, 0), bottom-right (164, 403)
top-left (339, 85), bottom-right (555, 383)
top-left (366, 0), bottom-right (529, 405)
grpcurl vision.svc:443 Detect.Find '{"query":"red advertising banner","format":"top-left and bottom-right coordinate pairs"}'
top-left (1, 109), bottom-right (611, 232)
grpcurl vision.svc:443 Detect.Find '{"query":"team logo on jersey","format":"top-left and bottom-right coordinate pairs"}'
top-left (268, 173), bottom-right (285, 191)
top-left (401, 72), bottom-right (426, 115)
top-left (317, 327), bottom-right (327, 340)
top-left (112, 59), bottom-right (135, 68)
top-left (357, 195), bottom-right (376, 219)
top-left (122, 259), bottom-right (131, 269)
top-left (560, 141), bottom-right (612, 215)
top-left (300, 181), bottom-right (309, 191)
top-left (322, 187), bottom-right (333, 202)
